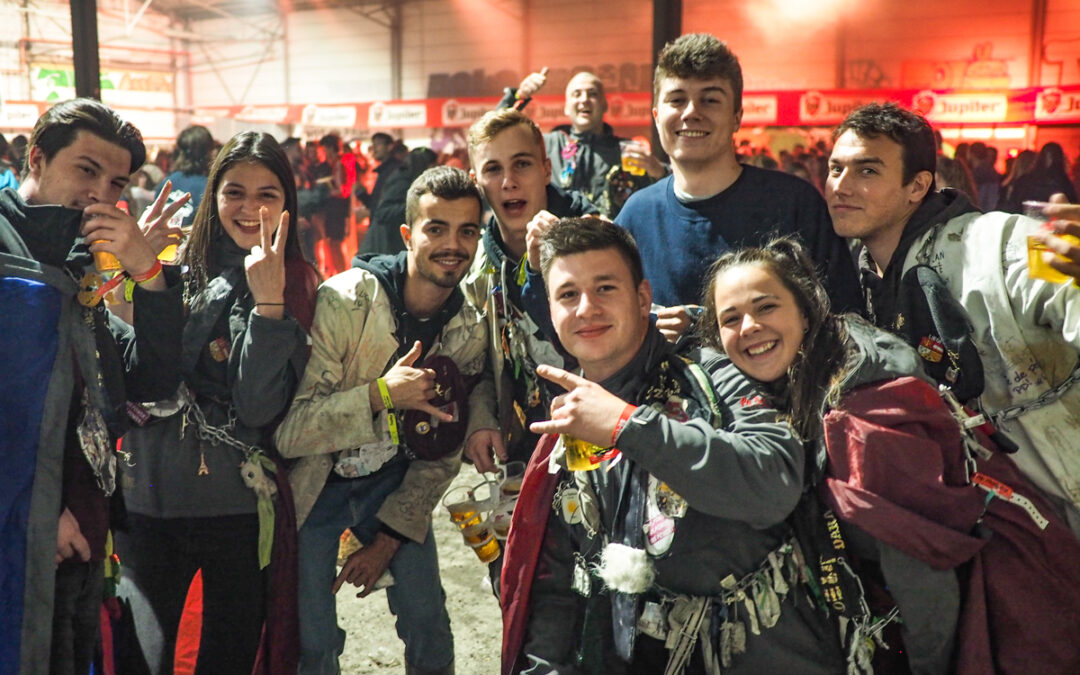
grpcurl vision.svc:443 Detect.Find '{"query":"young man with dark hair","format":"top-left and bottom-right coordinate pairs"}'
top-left (502, 70), bottom-right (666, 217)
top-left (0, 98), bottom-right (183, 673)
top-left (276, 166), bottom-right (489, 675)
top-left (461, 108), bottom-right (599, 471)
top-left (827, 101), bottom-right (1080, 536)
top-left (500, 217), bottom-right (843, 674)
top-left (615, 33), bottom-right (862, 339)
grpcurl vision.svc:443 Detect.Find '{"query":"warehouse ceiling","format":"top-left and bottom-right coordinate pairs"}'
top-left (145, 0), bottom-right (413, 22)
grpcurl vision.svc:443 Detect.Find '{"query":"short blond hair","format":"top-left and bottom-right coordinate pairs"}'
top-left (467, 109), bottom-right (545, 165)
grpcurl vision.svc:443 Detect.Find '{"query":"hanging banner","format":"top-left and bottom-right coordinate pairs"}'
top-left (368, 102), bottom-right (426, 128)
top-left (185, 84), bottom-right (1080, 132)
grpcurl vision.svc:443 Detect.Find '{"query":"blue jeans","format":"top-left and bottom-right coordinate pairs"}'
top-left (297, 461), bottom-right (454, 674)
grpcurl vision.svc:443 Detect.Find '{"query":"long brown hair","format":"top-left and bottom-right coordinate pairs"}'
top-left (180, 131), bottom-right (319, 330)
top-left (699, 237), bottom-right (851, 440)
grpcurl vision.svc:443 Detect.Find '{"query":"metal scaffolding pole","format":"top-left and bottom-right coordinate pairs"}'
top-left (651, 0), bottom-right (681, 162)
top-left (71, 0), bottom-right (102, 100)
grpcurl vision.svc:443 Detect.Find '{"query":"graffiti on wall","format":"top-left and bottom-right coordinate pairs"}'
top-left (846, 60), bottom-right (888, 89)
top-left (426, 62), bottom-right (654, 98)
top-left (900, 43), bottom-right (1012, 89)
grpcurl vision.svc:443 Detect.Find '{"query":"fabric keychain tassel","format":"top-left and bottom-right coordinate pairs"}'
top-left (240, 451), bottom-right (278, 569)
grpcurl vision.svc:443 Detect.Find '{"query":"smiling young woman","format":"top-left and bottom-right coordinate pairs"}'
top-left (114, 131), bottom-right (320, 673)
top-left (698, 238), bottom-right (1080, 674)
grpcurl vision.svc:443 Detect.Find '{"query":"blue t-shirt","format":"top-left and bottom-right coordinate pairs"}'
top-left (615, 166), bottom-right (862, 313)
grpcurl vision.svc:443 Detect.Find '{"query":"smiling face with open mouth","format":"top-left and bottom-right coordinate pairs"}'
top-left (713, 262), bottom-right (808, 384)
top-left (564, 72), bottom-right (608, 135)
top-left (470, 123), bottom-right (552, 256)
top-left (653, 75), bottom-right (742, 171)
top-left (215, 161), bottom-right (285, 251)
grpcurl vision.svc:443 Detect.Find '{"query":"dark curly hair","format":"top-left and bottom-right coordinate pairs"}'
top-left (834, 102), bottom-right (937, 189)
top-left (699, 237), bottom-right (851, 439)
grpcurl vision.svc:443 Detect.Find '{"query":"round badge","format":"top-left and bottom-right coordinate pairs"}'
top-left (415, 421), bottom-right (431, 435)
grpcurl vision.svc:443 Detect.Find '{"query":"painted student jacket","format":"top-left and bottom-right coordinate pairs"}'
top-left (865, 189), bottom-right (1080, 534)
top-left (501, 329), bottom-right (844, 675)
top-left (275, 253), bottom-right (488, 541)
top-left (0, 188), bottom-right (182, 675)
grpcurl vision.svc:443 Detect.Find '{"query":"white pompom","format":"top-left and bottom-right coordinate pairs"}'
top-left (596, 543), bottom-right (655, 594)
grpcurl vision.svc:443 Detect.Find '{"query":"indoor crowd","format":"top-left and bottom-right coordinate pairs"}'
top-left (3, 30), bottom-right (1080, 675)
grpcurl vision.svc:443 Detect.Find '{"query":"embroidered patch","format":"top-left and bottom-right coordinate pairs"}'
top-left (917, 335), bottom-right (944, 363)
top-left (209, 336), bottom-right (231, 362)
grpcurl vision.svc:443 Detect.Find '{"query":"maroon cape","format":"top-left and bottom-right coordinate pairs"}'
top-left (500, 434), bottom-right (560, 675)
top-left (821, 377), bottom-right (1080, 674)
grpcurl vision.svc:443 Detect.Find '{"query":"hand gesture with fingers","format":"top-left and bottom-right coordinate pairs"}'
top-left (517, 66), bottom-right (549, 100)
top-left (372, 341), bottom-right (455, 422)
top-left (82, 203), bottom-right (160, 283)
top-left (528, 365), bottom-right (634, 447)
top-left (138, 180), bottom-right (190, 258)
top-left (245, 206), bottom-right (289, 319)
top-left (525, 210), bottom-right (560, 271)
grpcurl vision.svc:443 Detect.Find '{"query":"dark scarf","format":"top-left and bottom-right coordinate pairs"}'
top-left (860, 188), bottom-right (978, 327)
top-left (0, 188), bottom-right (130, 436)
top-left (353, 251), bottom-right (465, 360)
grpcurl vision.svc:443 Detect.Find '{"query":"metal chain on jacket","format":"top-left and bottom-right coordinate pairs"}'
top-left (989, 361), bottom-right (1080, 425)
top-left (180, 384), bottom-right (260, 461)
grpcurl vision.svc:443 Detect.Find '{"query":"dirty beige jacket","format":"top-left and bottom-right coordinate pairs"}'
top-left (904, 210), bottom-right (1080, 534)
top-left (275, 267), bottom-right (489, 540)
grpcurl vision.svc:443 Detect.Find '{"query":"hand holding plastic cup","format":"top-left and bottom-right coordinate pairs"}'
top-left (1023, 201), bottom-right (1080, 284)
top-left (563, 435), bottom-right (609, 472)
top-left (619, 139), bottom-right (648, 176)
top-left (84, 212), bottom-right (122, 273)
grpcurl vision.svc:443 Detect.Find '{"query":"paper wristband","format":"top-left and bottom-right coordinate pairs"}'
top-left (376, 377), bottom-right (394, 410)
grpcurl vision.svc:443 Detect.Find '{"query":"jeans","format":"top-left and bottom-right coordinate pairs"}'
top-left (115, 513), bottom-right (265, 675)
top-left (297, 461), bottom-right (454, 674)
top-left (50, 559), bottom-right (104, 675)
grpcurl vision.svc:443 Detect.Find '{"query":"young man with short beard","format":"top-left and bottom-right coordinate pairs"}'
top-left (276, 167), bottom-right (489, 675)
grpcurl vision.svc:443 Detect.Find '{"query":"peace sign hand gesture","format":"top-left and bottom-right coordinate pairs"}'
top-left (246, 206), bottom-right (289, 320)
top-left (528, 365), bottom-right (634, 447)
top-left (137, 180), bottom-right (190, 258)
